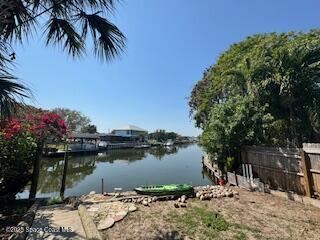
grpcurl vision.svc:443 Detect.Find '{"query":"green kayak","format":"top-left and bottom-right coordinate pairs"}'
top-left (134, 184), bottom-right (194, 196)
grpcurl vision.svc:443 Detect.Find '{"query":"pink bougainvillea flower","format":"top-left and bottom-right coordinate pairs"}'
top-left (1, 111), bottom-right (68, 142)
top-left (4, 131), bottom-right (13, 140)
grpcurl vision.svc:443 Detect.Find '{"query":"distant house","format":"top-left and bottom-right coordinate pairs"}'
top-left (111, 124), bottom-right (148, 142)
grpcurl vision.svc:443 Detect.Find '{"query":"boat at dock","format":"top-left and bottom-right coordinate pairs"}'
top-left (164, 139), bottom-right (174, 147)
top-left (134, 144), bottom-right (151, 149)
top-left (44, 133), bottom-right (100, 157)
top-left (134, 184), bottom-right (194, 196)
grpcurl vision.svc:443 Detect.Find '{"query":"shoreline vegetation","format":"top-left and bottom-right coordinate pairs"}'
top-left (1, 1), bottom-right (320, 239)
top-left (3, 186), bottom-right (320, 240)
top-left (189, 30), bottom-right (320, 171)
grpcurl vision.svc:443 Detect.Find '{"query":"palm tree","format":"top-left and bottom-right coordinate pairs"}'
top-left (0, 41), bottom-right (31, 119)
top-left (0, 0), bottom-right (126, 118)
top-left (0, 76), bottom-right (30, 119)
top-left (268, 41), bottom-right (320, 145)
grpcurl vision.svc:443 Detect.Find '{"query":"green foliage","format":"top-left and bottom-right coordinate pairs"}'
top-left (190, 30), bottom-right (320, 167)
top-left (173, 206), bottom-right (229, 239)
top-left (0, 129), bottom-right (37, 197)
top-left (226, 156), bottom-right (235, 172)
top-left (235, 232), bottom-right (247, 240)
top-left (0, 110), bottom-right (67, 199)
top-left (81, 124), bottom-right (97, 134)
top-left (148, 129), bottom-right (179, 142)
top-left (52, 108), bottom-right (91, 132)
top-left (47, 196), bottom-right (63, 205)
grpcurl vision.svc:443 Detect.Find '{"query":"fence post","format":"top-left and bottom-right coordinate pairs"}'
top-left (60, 142), bottom-right (69, 199)
top-left (233, 171), bottom-right (238, 186)
top-left (101, 178), bottom-right (104, 194)
top-left (300, 149), bottom-right (313, 198)
top-left (241, 147), bottom-right (247, 163)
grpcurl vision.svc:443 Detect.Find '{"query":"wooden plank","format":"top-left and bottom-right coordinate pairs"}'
top-left (248, 164), bottom-right (253, 181)
top-left (202, 157), bottom-right (220, 179)
top-left (243, 145), bottom-right (306, 195)
top-left (303, 143), bottom-right (320, 154)
top-left (308, 152), bottom-right (320, 194)
top-left (241, 148), bottom-right (247, 163)
top-left (249, 164), bottom-right (303, 176)
top-left (300, 149), bottom-right (313, 197)
top-left (78, 205), bottom-right (102, 240)
top-left (245, 145), bottom-right (300, 155)
top-left (227, 172), bottom-right (237, 186)
top-left (310, 169), bottom-right (320, 174)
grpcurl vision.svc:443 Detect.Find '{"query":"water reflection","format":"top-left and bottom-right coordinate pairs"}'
top-left (37, 155), bottom-right (97, 193)
top-left (97, 145), bottom-right (180, 163)
top-left (20, 144), bottom-right (211, 198)
top-left (96, 149), bottom-right (147, 163)
top-left (147, 146), bottom-right (178, 160)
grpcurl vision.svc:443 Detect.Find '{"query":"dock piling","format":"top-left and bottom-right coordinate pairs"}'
top-left (101, 178), bottom-right (104, 194)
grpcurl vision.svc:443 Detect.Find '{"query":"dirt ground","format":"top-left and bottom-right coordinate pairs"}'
top-left (0, 200), bottom-right (32, 240)
top-left (103, 188), bottom-right (320, 240)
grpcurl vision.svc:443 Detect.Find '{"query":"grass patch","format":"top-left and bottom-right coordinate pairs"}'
top-left (172, 206), bottom-right (230, 239)
top-left (232, 223), bottom-right (261, 233)
top-left (232, 223), bottom-right (264, 239)
top-left (169, 206), bottom-right (265, 239)
top-left (235, 231), bottom-right (247, 240)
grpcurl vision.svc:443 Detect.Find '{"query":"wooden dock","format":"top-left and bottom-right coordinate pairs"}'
top-left (202, 156), bottom-right (221, 179)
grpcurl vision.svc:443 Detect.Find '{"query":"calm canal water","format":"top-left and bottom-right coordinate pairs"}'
top-left (19, 144), bottom-right (212, 198)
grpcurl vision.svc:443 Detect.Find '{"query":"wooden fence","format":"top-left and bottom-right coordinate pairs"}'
top-left (241, 144), bottom-right (320, 197)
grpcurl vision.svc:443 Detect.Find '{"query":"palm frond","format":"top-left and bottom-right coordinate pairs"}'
top-left (0, 1), bottom-right (125, 61)
top-left (84, 0), bottom-right (116, 11)
top-left (0, 76), bottom-right (30, 119)
top-left (77, 12), bottom-right (125, 61)
top-left (45, 18), bottom-right (85, 57)
top-left (0, 0), bottom-right (36, 42)
top-left (0, 41), bottom-right (13, 68)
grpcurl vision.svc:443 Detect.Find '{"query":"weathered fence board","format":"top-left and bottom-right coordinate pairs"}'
top-left (303, 143), bottom-right (320, 197)
top-left (227, 166), bottom-right (265, 192)
top-left (242, 145), bottom-right (320, 197)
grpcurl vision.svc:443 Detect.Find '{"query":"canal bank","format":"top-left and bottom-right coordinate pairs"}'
top-left (13, 186), bottom-right (320, 240)
top-left (18, 144), bottom-right (212, 199)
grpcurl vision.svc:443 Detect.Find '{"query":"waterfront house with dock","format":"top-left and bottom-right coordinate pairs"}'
top-left (45, 133), bottom-right (100, 156)
top-left (99, 124), bottom-right (148, 149)
top-left (45, 125), bottom-right (149, 154)
top-left (111, 124), bottom-right (148, 142)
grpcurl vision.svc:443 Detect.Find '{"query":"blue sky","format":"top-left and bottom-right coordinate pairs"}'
top-left (15, 0), bottom-right (320, 136)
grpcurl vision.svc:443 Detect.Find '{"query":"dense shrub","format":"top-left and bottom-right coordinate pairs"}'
top-left (0, 111), bottom-right (67, 199)
top-left (190, 31), bottom-right (320, 169)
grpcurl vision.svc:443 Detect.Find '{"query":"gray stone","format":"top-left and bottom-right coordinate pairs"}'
top-left (128, 205), bottom-right (137, 212)
top-left (117, 210), bottom-right (128, 217)
top-left (87, 205), bottom-right (99, 212)
top-left (97, 217), bottom-right (115, 230)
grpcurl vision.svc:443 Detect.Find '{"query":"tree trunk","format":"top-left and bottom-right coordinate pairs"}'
top-left (29, 142), bottom-right (44, 199)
